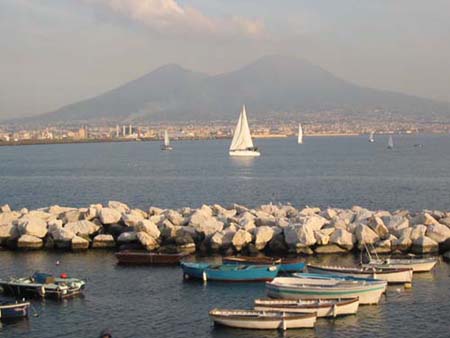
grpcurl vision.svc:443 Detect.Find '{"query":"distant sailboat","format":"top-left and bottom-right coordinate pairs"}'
top-left (387, 135), bottom-right (394, 149)
top-left (298, 124), bottom-right (303, 144)
top-left (369, 131), bottom-right (375, 143)
top-left (161, 130), bottom-right (173, 151)
top-left (229, 105), bottom-right (260, 157)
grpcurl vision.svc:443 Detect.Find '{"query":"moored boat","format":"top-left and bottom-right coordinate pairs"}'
top-left (0, 301), bottom-right (30, 320)
top-left (362, 257), bottom-right (437, 273)
top-left (306, 264), bottom-right (413, 284)
top-left (266, 276), bottom-right (387, 305)
top-left (181, 262), bottom-right (279, 282)
top-left (209, 308), bottom-right (316, 330)
top-left (254, 297), bottom-right (359, 318)
top-left (0, 272), bottom-right (86, 299)
top-left (223, 256), bottom-right (305, 272)
top-left (115, 251), bottom-right (190, 265)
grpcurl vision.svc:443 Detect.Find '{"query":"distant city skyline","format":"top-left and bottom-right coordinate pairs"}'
top-left (1, 0), bottom-right (450, 119)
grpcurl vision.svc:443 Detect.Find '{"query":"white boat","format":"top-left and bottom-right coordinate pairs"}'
top-left (266, 276), bottom-right (387, 305)
top-left (369, 131), bottom-right (375, 143)
top-left (209, 308), bottom-right (316, 330)
top-left (363, 257), bottom-right (438, 273)
top-left (298, 123), bottom-right (303, 144)
top-left (387, 135), bottom-right (394, 149)
top-left (306, 264), bottom-right (413, 284)
top-left (161, 130), bottom-right (173, 151)
top-left (229, 105), bottom-right (260, 157)
top-left (254, 297), bottom-right (359, 318)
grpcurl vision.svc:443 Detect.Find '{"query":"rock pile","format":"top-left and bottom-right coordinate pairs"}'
top-left (1, 202), bottom-right (450, 256)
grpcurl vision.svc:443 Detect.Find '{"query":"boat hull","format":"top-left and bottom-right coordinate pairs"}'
top-left (115, 251), bottom-right (189, 265)
top-left (0, 302), bottom-right (30, 320)
top-left (307, 265), bottom-right (413, 284)
top-left (223, 256), bottom-right (304, 272)
top-left (181, 262), bottom-right (279, 282)
top-left (363, 258), bottom-right (437, 273)
top-left (229, 150), bottom-right (260, 157)
top-left (254, 298), bottom-right (359, 318)
top-left (209, 309), bottom-right (316, 330)
top-left (266, 277), bottom-right (387, 305)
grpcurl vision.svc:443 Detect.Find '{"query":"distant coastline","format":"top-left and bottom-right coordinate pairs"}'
top-left (0, 132), bottom-right (439, 147)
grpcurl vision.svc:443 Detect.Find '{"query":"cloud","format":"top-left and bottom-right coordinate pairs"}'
top-left (83, 0), bottom-right (265, 39)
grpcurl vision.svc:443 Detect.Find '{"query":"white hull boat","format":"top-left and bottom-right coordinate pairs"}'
top-left (228, 150), bottom-right (261, 157)
top-left (306, 264), bottom-right (413, 284)
top-left (266, 277), bottom-right (387, 305)
top-left (254, 297), bottom-right (359, 318)
top-left (363, 257), bottom-right (438, 273)
top-left (369, 131), bottom-right (375, 143)
top-left (209, 308), bottom-right (316, 330)
top-left (229, 105), bottom-right (260, 157)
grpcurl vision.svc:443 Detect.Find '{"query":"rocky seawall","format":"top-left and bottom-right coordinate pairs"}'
top-left (1, 202), bottom-right (450, 257)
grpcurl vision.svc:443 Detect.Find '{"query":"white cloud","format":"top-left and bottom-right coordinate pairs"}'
top-left (83, 0), bottom-right (265, 38)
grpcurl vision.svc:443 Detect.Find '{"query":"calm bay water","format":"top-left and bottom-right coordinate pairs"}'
top-left (1, 134), bottom-right (450, 211)
top-left (1, 135), bottom-right (450, 338)
top-left (0, 252), bottom-right (449, 338)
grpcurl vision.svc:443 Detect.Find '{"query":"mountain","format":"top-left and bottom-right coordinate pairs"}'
top-left (27, 55), bottom-right (450, 123)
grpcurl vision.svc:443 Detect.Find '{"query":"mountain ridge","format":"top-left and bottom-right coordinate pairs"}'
top-left (20, 55), bottom-right (450, 123)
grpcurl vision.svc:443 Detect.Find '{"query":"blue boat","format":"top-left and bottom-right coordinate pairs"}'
top-left (0, 301), bottom-right (30, 320)
top-left (181, 262), bottom-right (279, 282)
top-left (223, 256), bottom-right (305, 273)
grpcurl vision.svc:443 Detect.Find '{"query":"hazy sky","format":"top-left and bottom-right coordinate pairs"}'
top-left (1, 0), bottom-right (449, 119)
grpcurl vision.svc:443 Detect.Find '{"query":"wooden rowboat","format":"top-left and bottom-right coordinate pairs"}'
top-left (363, 257), bottom-right (438, 273)
top-left (266, 276), bottom-right (387, 305)
top-left (0, 301), bottom-right (30, 320)
top-left (254, 297), bottom-right (359, 317)
top-left (181, 262), bottom-right (279, 282)
top-left (209, 308), bottom-right (316, 330)
top-left (223, 256), bottom-right (305, 272)
top-left (115, 251), bottom-right (190, 265)
top-left (306, 264), bottom-right (413, 284)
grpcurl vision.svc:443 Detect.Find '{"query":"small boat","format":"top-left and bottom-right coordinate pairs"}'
top-left (254, 297), bottom-right (359, 318)
top-left (369, 131), bottom-right (375, 143)
top-left (223, 256), bottom-right (305, 272)
top-left (266, 276), bottom-right (387, 305)
top-left (387, 135), bottom-right (394, 149)
top-left (0, 272), bottom-right (86, 299)
top-left (209, 308), bottom-right (316, 330)
top-left (115, 251), bottom-right (190, 265)
top-left (181, 262), bottom-right (279, 282)
top-left (298, 123), bottom-right (303, 144)
top-left (161, 130), bottom-right (173, 151)
top-left (0, 301), bottom-right (30, 320)
top-left (306, 264), bottom-right (413, 284)
top-left (363, 256), bottom-right (438, 273)
top-left (229, 105), bottom-right (260, 157)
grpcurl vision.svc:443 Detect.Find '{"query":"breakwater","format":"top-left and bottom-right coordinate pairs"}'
top-left (1, 202), bottom-right (450, 256)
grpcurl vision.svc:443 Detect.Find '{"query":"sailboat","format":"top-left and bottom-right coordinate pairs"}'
top-left (161, 130), bottom-right (173, 151)
top-left (298, 124), bottom-right (303, 144)
top-left (369, 131), bottom-right (375, 143)
top-left (387, 135), bottom-right (394, 149)
top-left (229, 105), bottom-right (260, 157)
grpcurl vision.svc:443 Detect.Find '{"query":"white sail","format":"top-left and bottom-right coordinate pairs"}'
top-left (388, 135), bottom-right (394, 149)
top-left (298, 124), bottom-right (303, 144)
top-left (369, 131), bottom-right (374, 143)
top-left (164, 130), bottom-right (170, 147)
top-left (229, 105), bottom-right (255, 151)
